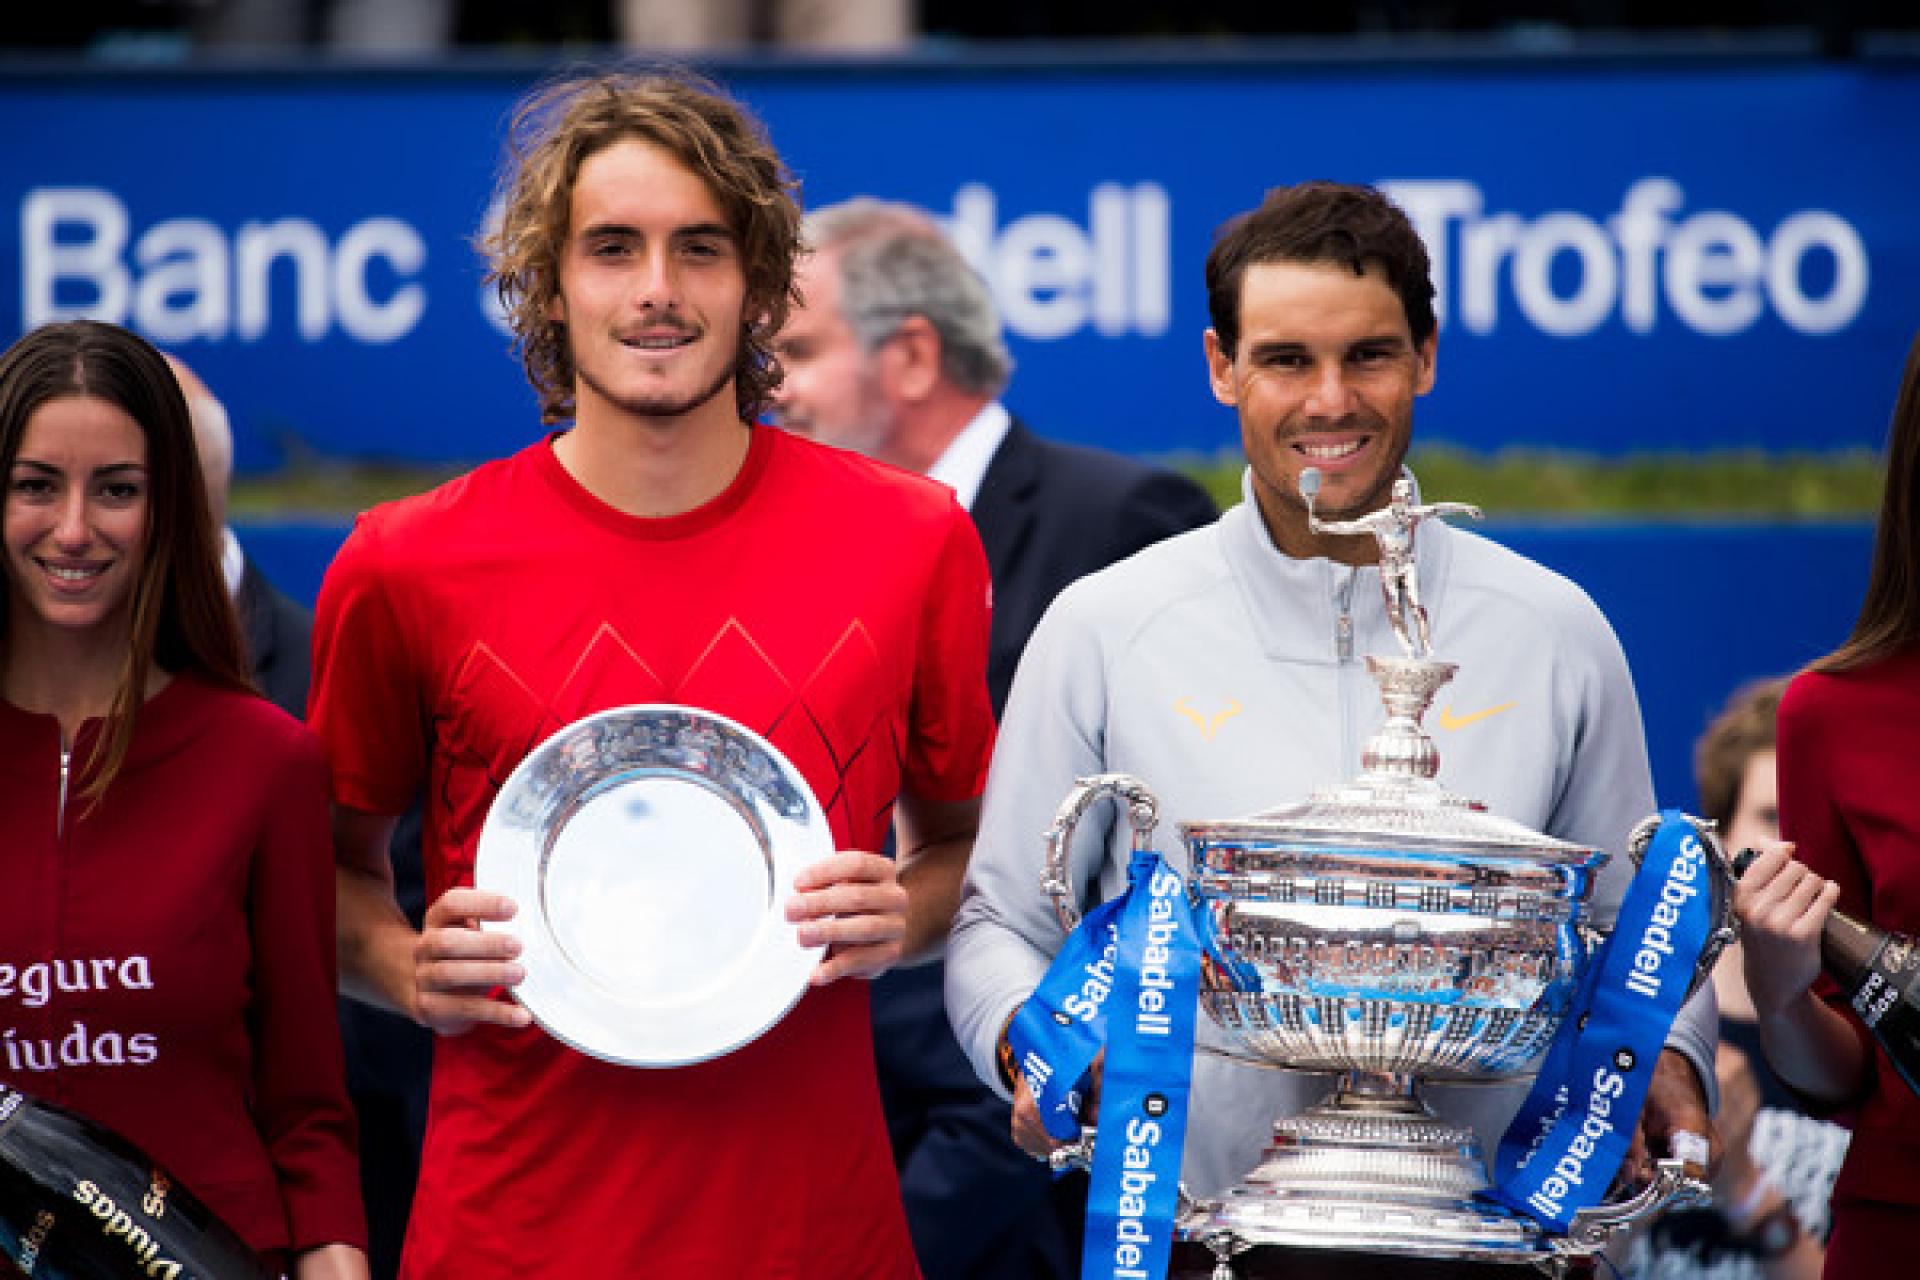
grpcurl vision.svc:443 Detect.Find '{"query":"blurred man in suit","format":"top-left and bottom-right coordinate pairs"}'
top-left (774, 198), bottom-right (1217, 1278)
top-left (167, 355), bottom-right (312, 717)
top-left (777, 198), bottom-right (1218, 711)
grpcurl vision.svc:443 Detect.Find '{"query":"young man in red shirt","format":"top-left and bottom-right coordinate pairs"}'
top-left (308, 70), bottom-right (995, 1278)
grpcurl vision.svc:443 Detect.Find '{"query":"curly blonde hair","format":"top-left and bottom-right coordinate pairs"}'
top-left (482, 67), bottom-right (803, 425)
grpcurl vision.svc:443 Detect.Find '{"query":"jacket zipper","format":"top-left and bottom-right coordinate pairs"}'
top-left (57, 744), bottom-right (70, 839)
top-left (1333, 567), bottom-right (1360, 772)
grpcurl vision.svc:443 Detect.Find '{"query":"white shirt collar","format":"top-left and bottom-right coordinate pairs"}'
top-left (925, 402), bottom-right (1011, 512)
top-left (221, 525), bottom-right (245, 599)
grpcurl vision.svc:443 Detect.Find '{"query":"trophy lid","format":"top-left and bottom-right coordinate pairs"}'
top-left (1181, 771), bottom-right (1597, 865)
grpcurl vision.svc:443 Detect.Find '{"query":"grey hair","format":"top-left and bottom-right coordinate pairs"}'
top-left (805, 197), bottom-right (1013, 397)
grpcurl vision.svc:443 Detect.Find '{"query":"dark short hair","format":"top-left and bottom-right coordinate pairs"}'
top-left (0, 320), bottom-right (250, 804)
top-left (1205, 181), bottom-right (1437, 359)
top-left (483, 67), bottom-right (803, 425)
top-left (1693, 677), bottom-right (1787, 829)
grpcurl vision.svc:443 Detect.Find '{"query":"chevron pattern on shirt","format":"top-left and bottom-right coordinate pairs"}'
top-left (436, 617), bottom-right (900, 860)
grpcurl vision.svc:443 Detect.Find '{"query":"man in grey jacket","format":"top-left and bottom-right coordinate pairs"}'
top-left (945, 181), bottom-right (1716, 1263)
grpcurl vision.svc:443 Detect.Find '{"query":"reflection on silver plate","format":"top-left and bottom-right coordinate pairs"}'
top-left (474, 704), bottom-right (833, 1067)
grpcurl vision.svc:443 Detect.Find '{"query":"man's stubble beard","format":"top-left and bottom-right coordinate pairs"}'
top-left (571, 323), bottom-right (745, 424)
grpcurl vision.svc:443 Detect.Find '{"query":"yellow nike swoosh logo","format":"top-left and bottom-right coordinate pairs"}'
top-left (1438, 702), bottom-right (1516, 731)
top-left (1174, 698), bottom-right (1243, 740)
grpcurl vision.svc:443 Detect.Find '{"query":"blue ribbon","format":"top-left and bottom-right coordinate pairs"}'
top-left (1010, 848), bottom-right (1209, 1280)
top-left (1008, 894), bottom-right (1127, 1142)
top-left (1489, 810), bottom-right (1716, 1231)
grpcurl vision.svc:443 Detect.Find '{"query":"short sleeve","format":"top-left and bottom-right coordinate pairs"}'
top-left (902, 501), bottom-right (996, 805)
top-left (307, 512), bottom-right (427, 816)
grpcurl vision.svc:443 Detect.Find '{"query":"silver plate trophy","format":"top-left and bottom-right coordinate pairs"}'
top-left (475, 704), bottom-right (833, 1067)
top-left (1043, 470), bottom-right (1736, 1276)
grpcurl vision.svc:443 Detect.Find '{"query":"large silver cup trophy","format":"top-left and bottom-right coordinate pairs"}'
top-left (1043, 471), bottom-right (1735, 1276)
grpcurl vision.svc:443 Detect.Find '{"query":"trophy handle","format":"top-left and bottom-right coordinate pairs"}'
top-left (1625, 812), bottom-right (1740, 1003)
top-left (1043, 773), bottom-right (1161, 933)
top-left (1047, 1125), bottom-right (1097, 1174)
top-left (1559, 1156), bottom-right (1709, 1253)
top-left (1052, 1130), bottom-right (1236, 1280)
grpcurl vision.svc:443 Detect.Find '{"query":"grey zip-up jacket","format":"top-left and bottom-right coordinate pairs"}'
top-left (946, 474), bottom-right (1718, 1197)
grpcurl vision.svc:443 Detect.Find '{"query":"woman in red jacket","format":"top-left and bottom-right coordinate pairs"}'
top-left (1736, 329), bottom-right (1920, 1280)
top-left (0, 320), bottom-right (367, 1278)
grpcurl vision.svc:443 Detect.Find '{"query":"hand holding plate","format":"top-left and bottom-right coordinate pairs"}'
top-left (414, 886), bottom-right (532, 1036)
top-left (786, 851), bottom-right (909, 985)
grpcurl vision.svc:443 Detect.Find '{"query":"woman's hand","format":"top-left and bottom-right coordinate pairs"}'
top-left (291, 1242), bottom-right (370, 1280)
top-left (1734, 842), bottom-right (1839, 1021)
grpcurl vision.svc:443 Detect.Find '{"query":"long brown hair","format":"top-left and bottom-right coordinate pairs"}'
top-left (482, 66), bottom-right (804, 426)
top-left (0, 321), bottom-right (251, 803)
top-left (1814, 329), bottom-right (1920, 674)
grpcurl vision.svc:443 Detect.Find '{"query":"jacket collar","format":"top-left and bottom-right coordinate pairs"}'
top-left (1218, 466), bottom-right (1457, 662)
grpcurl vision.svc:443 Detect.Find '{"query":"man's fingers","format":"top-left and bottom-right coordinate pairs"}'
top-left (425, 887), bottom-right (519, 928)
top-left (791, 851), bottom-right (895, 893)
top-left (1010, 1086), bottom-right (1054, 1159)
top-left (787, 885), bottom-right (909, 926)
top-left (417, 925), bottom-right (522, 963)
top-left (785, 851), bottom-right (908, 964)
top-left (786, 879), bottom-right (908, 923)
top-left (1667, 1129), bottom-right (1712, 1181)
top-left (1618, 1127), bottom-right (1652, 1191)
top-left (810, 940), bottom-right (905, 986)
top-left (796, 909), bottom-right (906, 951)
top-left (421, 958), bottom-right (526, 991)
top-left (786, 851), bottom-right (909, 978)
top-left (419, 992), bottom-right (532, 1035)
top-left (1636, 1050), bottom-right (1717, 1187)
top-left (405, 887), bottom-right (534, 1036)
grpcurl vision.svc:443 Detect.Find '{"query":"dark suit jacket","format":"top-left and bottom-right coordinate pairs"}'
top-left (971, 420), bottom-right (1220, 714)
top-left (876, 417), bottom-right (1217, 1280)
top-left (235, 556), bottom-right (313, 720)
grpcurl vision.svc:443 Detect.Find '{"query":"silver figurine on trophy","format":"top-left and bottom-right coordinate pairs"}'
top-left (1299, 467), bottom-right (1480, 661)
top-left (1044, 470), bottom-right (1734, 1276)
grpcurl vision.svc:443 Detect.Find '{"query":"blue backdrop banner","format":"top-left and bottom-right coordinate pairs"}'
top-left (2, 53), bottom-right (1915, 469)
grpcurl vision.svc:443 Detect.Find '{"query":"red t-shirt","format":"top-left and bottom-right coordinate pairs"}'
top-left (0, 674), bottom-right (364, 1259)
top-left (1777, 644), bottom-right (1920, 1209)
top-left (309, 426), bottom-right (995, 1278)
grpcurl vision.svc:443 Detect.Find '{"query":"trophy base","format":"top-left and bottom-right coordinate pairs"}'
top-left (1178, 1073), bottom-right (1578, 1272)
top-left (1178, 1189), bottom-right (1563, 1267)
